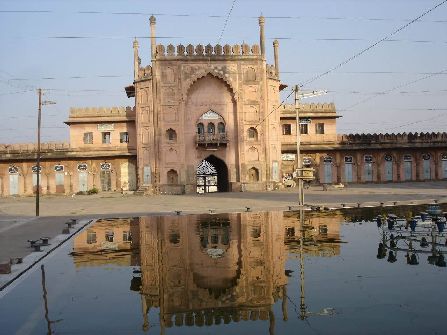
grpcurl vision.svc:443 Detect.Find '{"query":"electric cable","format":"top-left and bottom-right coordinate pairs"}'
top-left (217, 0), bottom-right (237, 44)
top-left (299, 0), bottom-right (447, 87)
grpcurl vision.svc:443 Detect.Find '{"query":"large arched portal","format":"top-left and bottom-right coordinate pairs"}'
top-left (196, 155), bottom-right (229, 193)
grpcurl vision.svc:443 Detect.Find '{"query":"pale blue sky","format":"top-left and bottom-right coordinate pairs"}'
top-left (0, 0), bottom-right (446, 143)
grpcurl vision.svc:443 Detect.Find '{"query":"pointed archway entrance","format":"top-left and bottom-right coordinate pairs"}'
top-left (196, 155), bottom-right (229, 193)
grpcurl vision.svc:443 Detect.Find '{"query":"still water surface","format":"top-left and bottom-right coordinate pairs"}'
top-left (0, 207), bottom-right (446, 334)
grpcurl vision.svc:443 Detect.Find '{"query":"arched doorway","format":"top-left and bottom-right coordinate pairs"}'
top-left (196, 155), bottom-right (229, 193)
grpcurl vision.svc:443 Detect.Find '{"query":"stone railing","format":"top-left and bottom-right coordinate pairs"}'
top-left (281, 103), bottom-right (336, 113)
top-left (69, 106), bottom-right (135, 118)
top-left (156, 43), bottom-right (261, 57)
top-left (338, 132), bottom-right (447, 144)
top-left (0, 142), bottom-right (70, 153)
top-left (196, 133), bottom-right (229, 146)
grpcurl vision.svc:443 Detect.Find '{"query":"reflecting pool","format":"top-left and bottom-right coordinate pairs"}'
top-left (1, 208), bottom-right (446, 334)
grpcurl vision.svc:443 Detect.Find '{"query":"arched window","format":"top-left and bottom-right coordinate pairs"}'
top-left (248, 127), bottom-right (258, 140)
top-left (218, 122), bottom-right (225, 134)
top-left (167, 169), bottom-right (178, 184)
top-left (207, 122), bottom-right (215, 134)
top-left (248, 167), bottom-right (259, 182)
top-left (197, 123), bottom-right (204, 135)
top-left (166, 128), bottom-right (177, 141)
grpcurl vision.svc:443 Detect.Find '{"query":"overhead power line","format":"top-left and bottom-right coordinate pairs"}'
top-left (340, 69), bottom-right (447, 111)
top-left (1, 10), bottom-right (446, 24)
top-left (299, 0), bottom-right (447, 87)
top-left (254, 89), bottom-right (295, 129)
top-left (217, 0), bottom-right (237, 44)
top-left (381, 113), bottom-right (447, 132)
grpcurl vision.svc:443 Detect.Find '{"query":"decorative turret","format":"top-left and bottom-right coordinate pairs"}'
top-left (133, 38), bottom-right (139, 81)
top-left (150, 15), bottom-right (156, 60)
top-left (273, 40), bottom-right (279, 77)
top-left (259, 16), bottom-right (265, 58)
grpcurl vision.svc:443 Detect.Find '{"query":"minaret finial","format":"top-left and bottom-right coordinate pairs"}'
top-left (258, 15), bottom-right (265, 58)
top-left (150, 16), bottom-right (156, 60)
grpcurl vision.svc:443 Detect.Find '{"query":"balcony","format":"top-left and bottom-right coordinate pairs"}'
top-left (196, 133), bottom-right (229, 148)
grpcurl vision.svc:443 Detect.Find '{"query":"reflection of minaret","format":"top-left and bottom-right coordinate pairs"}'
top-left (282, 286), bottom-right (288, 321)
top-left (138, 217), bottom-right (162, 332)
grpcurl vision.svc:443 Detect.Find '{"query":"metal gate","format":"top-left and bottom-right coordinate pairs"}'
top-left (363, 155), bottom-right (373, 182)
top-left (197, 160), bottom-right (218, 194)
top-left (443, 160), bottom-right (447, 179)
top-left (9, 174), bottom-right (19, 195)
top-left (32, 173), bottom-right (43, 194)
top-left (78, 172), bottom-right (88, 192)
top-left (363, 164), bottom-right (373, 182)
top-left (422, 156), bottom-right (431, 180)
top-left (384, 155), bottom-right (393, 181)
top-left (55, 172), bottom-right (65, 193)
top-left (100, 171), bottom-right (111, 191)
top-left (403, 155), bottom-right (413, 181)
top-left (345, 164), bottom-right (353, 182)
top-left (344, 156), bottom-right (353, 183)
top-left (143, 165), bottom-right (151, 185)
top-left (322, 157), bottom-right (332, 184)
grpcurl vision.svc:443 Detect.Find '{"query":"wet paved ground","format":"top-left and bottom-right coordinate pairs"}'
top-left (0, 181), bottom-right (446, 264)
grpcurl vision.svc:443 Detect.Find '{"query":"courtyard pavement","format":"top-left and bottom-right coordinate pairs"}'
top-left (0, 181), bottom-right (446, 267)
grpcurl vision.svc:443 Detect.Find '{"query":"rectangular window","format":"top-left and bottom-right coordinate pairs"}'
top-left (299, 124), bottom-right (308, 135)
top-left (105, 231), bottom-right (114, 242)
top-left (315, 123), bottom-right (325, 134)
top-left (86, 231), bottom-right (97, 244)
top-left (120, 132), bottom-right (129, 143)
top-left (123, 231), bottom-right (132, 242)
top-left (282, 124), bottom-right (292, 135)
top-left (102, 132), bottom-right (111, 144)
top-left (83, 132), bottom-right (93, 144)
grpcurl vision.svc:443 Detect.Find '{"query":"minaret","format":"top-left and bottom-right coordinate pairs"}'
top-left (273, 39), bottom-right (279, 77)
top-left (133, 38), bottom-right (139, 81)
top-left (150, 15), bottom-right (156, 60)
top-left (259, 16), bottom-right (265, 59)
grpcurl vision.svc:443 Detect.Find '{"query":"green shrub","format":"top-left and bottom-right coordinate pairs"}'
top-left (87, 187), bottom-right (99, 195)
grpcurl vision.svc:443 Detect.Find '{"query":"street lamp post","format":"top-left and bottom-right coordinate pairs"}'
top-left (293, 85), bottom-right (327, 319)
top-left (35, 89), bottom-right (55, 216)
top-left (293, 85), bottom-right (327, 207)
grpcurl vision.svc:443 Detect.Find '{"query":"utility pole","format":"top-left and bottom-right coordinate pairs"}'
top-left (294, 85), bottom-right (304, 208)
top-left (293, 86), bottom-right (327, 203)
top-left (294, 85), bottom-right (327, 320)
top-left (36, 89), bottom-right (42, 216)
top-left (35, 89), bottom-right (55, 216)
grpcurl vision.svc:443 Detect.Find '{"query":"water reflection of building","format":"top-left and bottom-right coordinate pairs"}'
top-left (72, 218), bottom-right (139, 267)
top-left (137, 212), bottom-right (288, 332)
top-left (70, 211), bottom-right (344, 331)
top-left (283, 212), bottom-right (342, 257)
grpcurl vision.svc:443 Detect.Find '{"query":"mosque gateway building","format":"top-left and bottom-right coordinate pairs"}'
top-left (126, 16), bottom-right (282, 194)
top-left (1, 16), bottom-right (447, 196)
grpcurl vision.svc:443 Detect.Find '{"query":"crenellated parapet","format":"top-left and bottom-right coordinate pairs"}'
top-left (266, 64), bottom-right (279, 80)
top-left (137, 65), bottom-right (152, 80)
top-left (159, 306), bottom-right (274, 327)
top-left (282, 103), bottom-right (336, 112)
top-left (155, 43), bottom-right (261, 58)
top-left (280, 103), bottom-right (337, 118)
top-left (338, 132), bottom-right (447, 144)
top-left (0, 142), bottom-right (70, 153)
top-left (69, 106), bottom-right (135, 118)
